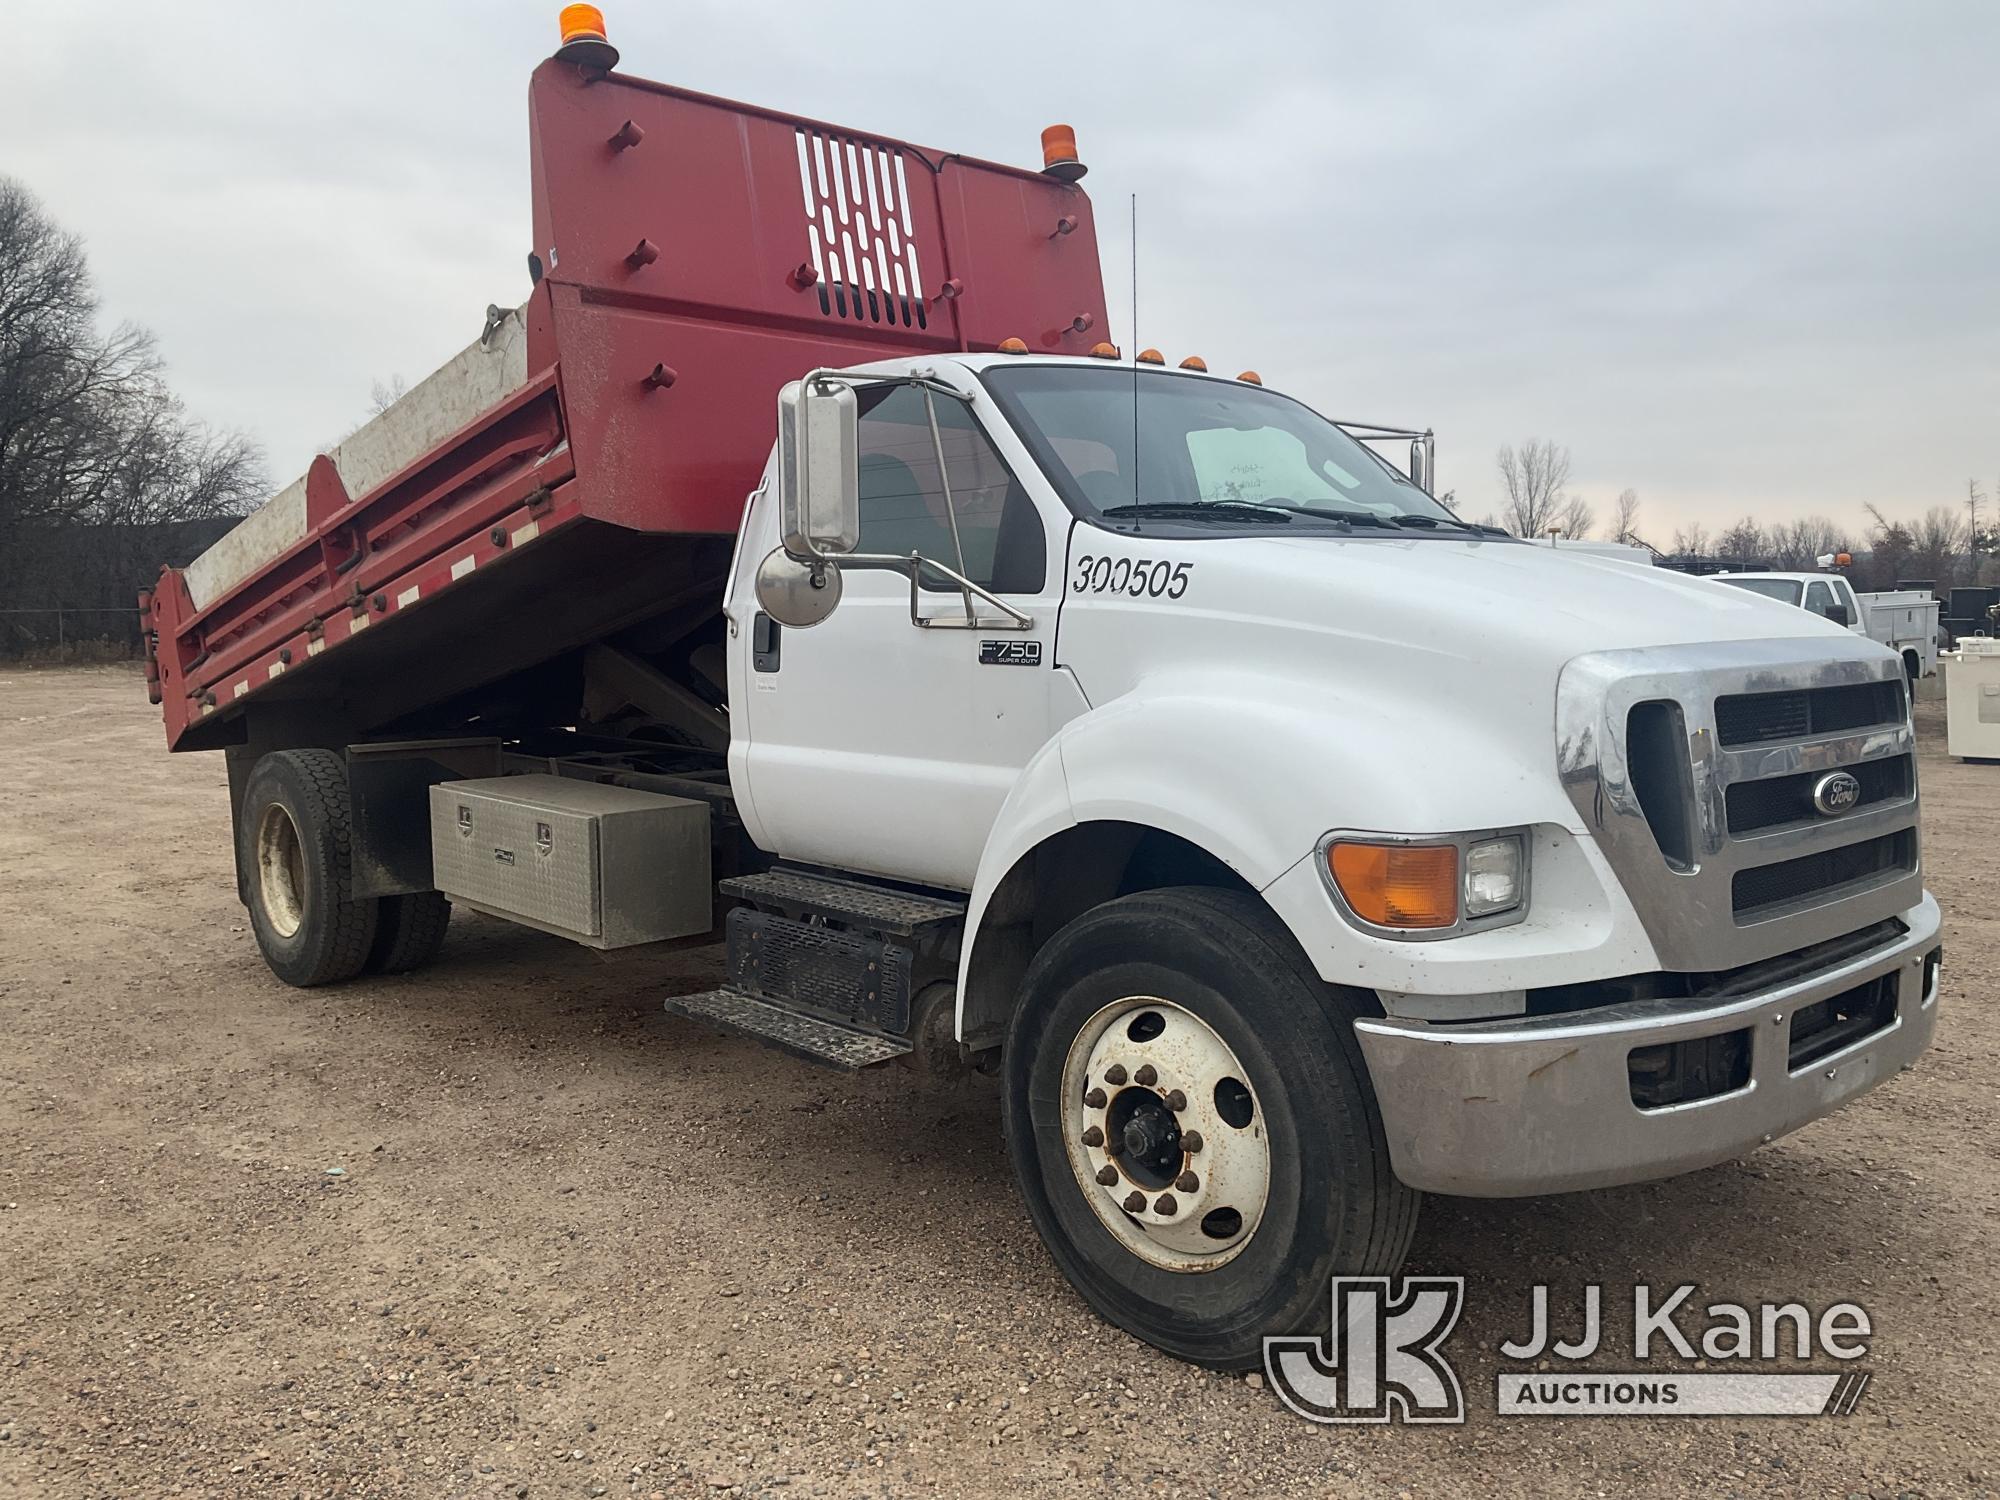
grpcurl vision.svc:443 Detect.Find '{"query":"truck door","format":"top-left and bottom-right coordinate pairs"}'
top-left (1804, 578), bottom-right (1857, 631)
top-left (734, 383), bottom-right (1066, 890)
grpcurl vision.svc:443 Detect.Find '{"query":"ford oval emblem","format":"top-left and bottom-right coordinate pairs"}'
top-left (1812, 770), bottom-right (1862, 816)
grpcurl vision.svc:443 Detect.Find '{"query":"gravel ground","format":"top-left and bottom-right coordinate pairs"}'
top-left (1, 663), bottom-right (1996, 1499)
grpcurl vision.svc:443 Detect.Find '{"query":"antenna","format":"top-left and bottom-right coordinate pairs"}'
top-left (1130, 193), bottom-right (1139, 505)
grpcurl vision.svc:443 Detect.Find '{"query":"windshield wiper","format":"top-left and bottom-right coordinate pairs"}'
top-left (1387, 513), bottom-right (1506, 536)
top-left (1099, 502), bottom-right (1294, 524)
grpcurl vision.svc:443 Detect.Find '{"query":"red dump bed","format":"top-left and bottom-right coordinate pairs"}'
top-left (146, 57), bottom-right (1107, 750)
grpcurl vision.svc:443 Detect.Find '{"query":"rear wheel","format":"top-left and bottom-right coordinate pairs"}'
top-left (239, 749), bottom-right (379, 987)
top-left (366, 891), bottom-right (452, 975)
top-left (1003, 887), bottom-right (1419, 1368)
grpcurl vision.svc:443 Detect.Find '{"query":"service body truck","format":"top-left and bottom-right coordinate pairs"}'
top-left (142, 23), bottom-right (1943, 1367)
top-left (1714, 571), bottom-right (1940, 680)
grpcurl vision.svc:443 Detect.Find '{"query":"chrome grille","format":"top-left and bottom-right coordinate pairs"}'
top-left (1724, 753), bottom-right (1913, 835)
top-left (1732, 829), bottom-right (1918, 919)
top-left (1714, 679), bottom-right (1905, 747)
top-left (1558, 637), bottom-right (1923, 970)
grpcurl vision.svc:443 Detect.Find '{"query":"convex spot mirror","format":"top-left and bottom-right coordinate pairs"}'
top-left (754, 547), bottom-right (844, 628)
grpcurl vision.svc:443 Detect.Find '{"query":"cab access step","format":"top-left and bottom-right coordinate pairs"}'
top-left (661, 867), bottom-right (966, 1071)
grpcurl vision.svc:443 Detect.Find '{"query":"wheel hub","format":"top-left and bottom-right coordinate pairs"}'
top-left (1059, 997), bottom-right (1270, 1271)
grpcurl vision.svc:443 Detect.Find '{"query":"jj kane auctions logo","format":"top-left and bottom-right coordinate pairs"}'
top-left (1265, 1279), bottom-right (1874, 1423)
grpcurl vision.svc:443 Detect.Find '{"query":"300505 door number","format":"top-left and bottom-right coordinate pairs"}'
top-left (1071, 556), bottom-right (1192, 599)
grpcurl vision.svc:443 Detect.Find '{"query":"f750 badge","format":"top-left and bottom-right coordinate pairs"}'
top-left (979, 640), bottom-right (1042, 666)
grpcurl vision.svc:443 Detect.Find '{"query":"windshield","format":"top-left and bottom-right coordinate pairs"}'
top-left (979, 366), bottom-right (1464, 530)
top-left (1716, 577), bottom-right (1803, 606)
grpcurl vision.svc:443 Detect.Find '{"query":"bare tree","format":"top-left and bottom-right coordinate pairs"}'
top-left (1672, 521), bottom-right (1711, 559)
top-left (1495, 439), bottom-right (1573, 537)
top-left (1550, 493), bottom-right (1595, 541)
top-left (0, 176), bottom-right (262, 650)
top-left (1610, 488), bottom-right (1641, 543)
top-left (1768, 515), bottom-right (1848, 570)
top-left (1714, 517), bottom-right (1767, 562)
top-left (367, 374), bottom-right (409, 417)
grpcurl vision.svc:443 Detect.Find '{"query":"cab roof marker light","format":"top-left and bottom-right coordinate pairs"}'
top-left (1179, 355), bottom-right (1207, 372)
top-left (1136, 348), bottom-right (1165, 365)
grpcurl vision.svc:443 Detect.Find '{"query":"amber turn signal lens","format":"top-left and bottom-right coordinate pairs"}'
top-left (1328, 842), bottom-right (1459, 929)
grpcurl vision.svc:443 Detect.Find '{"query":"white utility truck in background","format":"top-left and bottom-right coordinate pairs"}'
top-left (141, 15), bottom-right (1946, 1369)
top-left (1714, 571), bottom-right (1941, 680)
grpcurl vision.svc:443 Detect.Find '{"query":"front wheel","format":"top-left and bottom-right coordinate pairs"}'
top-left (1003, 887), bottom-right (1419, 1368)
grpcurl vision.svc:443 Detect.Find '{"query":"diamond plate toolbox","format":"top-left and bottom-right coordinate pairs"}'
top-left (428, 775), bottom-right (710, 948)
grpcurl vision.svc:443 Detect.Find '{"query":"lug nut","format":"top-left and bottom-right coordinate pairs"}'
top-left (1104, 1063), bottom-right (1128, 1086)
top-left (1164, 1089), bottom-right (1187, 1112)
top-left (1182, 1131), bottom-right (1204, 1154)
top-left (1122, 1191), bottom-right (1146, 1213)
top-left (1134, 1064), bottom-right (1158, 1086)
top-left (1095, 1165), bottom-right (1120, 1186)
top-left (1081, 1126), bottom-right (1104, 1148)
top-left (1153, 1193), bottom-right (1178, 1216)
top-left (1175, 1170), bottom-right (1200, 1193)
top-left (1083, 1087), bottom-right (1107, 1108)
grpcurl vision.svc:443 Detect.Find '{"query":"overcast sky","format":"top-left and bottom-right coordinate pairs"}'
top-left (3, 1), bottom-right (1995, 541)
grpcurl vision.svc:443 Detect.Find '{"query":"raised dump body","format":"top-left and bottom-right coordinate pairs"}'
top-left (144, 58), bottom-right (1108, 752)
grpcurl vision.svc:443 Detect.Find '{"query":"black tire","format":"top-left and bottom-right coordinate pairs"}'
top-left (238, 749), bottom-right (379, 988)
top-left (365, 891), bottom-right (452, 975)
top-left (1003, 887), bottom-right (1420, 1369)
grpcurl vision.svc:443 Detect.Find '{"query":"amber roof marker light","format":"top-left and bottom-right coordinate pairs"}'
top-left (1041, 125), bottom-right (1087, 182)
top-left (557, 4), bottom-right (620, 71)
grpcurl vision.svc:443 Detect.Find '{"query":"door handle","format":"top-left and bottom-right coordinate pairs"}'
top-left (752, 611), bottom-right (781, 673)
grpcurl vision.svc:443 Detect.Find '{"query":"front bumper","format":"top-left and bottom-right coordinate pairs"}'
top-left (1353, 894), bottom-right (1942, 1197)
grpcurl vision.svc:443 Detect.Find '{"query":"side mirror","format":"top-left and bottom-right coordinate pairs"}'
top-left (1826, 603), bottom-right (1851, 627)
top-left (777, 377), bottom-right (860, 558)
top-left (1407, 431), bottom-right (1435, 494)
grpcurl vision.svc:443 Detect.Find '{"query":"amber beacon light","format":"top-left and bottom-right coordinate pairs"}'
top-left (1040, 124), bottom-right (1087, 181)
top-left (557, 5), bottom-right (620, 70)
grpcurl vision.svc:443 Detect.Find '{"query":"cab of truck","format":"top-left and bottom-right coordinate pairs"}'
top-left (1713, 570), bottom-right (1863, 627)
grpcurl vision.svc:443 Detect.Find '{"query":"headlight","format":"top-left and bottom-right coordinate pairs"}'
top-left (1464, 835), bottom-right (1525, 917)
top-left (1320, 828), bottom-right (1532, 938)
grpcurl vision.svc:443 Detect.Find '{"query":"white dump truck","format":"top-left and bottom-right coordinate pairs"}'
top-left (143, 19), bottom-right (1944, 1368)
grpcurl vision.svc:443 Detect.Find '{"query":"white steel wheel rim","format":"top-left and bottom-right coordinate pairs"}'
top-left (254, 803), bottom-right (307, 940)
top-left (1058, 997), bottom-right (1270, 1272)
